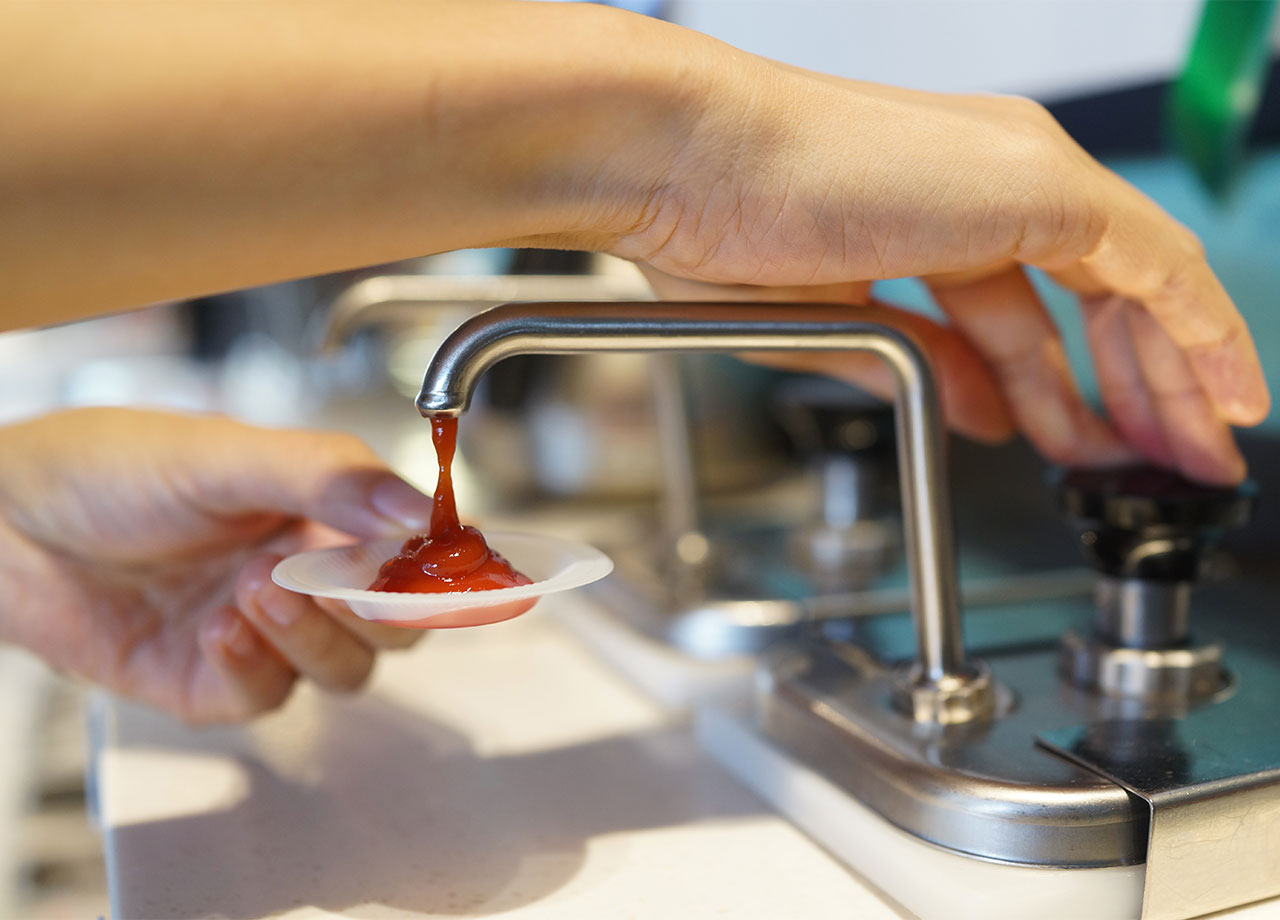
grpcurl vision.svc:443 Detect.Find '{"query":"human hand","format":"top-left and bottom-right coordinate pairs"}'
top-left (2, 3), bottom-right (1266, 483)
top-left (0, 408), bottom-right (435, 724)
top-left (608, 65), bottom-right (1269, 484)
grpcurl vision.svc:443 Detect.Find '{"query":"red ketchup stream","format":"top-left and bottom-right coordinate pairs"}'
top-left (368, 418), bottom-right (532, 594)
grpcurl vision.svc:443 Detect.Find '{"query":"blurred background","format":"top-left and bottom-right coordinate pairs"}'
top-left (2, 1), bottom-right (1277, 916)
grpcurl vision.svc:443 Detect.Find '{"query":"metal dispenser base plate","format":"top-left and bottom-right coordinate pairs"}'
top-left (706, 585), bottom-right (1280, 920)
top-left (758, 630), bottom-right (1146, 868)
top-left (698, 706), bottom-right (1146, 920)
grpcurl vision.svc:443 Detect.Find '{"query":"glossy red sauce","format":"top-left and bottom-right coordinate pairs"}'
top-left (368, 417), bottom-right (532, 594)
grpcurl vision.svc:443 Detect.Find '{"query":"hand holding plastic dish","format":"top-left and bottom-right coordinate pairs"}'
top-left (274, 414), bottom-right (612, 628)
top-left (272, 531), bottom-right (612, 629)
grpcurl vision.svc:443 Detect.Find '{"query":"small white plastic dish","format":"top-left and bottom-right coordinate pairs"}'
top-left (272, 532), bottom-right (613, 629)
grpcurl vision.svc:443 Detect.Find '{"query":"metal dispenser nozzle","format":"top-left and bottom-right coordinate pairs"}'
top-left (1056, 465), bottom-right (1257, 706)
top-left (415, 300), bottom-right (995, 724)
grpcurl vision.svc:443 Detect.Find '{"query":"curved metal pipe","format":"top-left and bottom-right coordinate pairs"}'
top-left (320, 274), bottom-right (651, 352)
top-left (416, 300), bottom-right (971, 691)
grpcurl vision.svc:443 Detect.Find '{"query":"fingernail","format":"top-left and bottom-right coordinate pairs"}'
top-left (369, 477), bottom-right (433, 531)
top-left (242, 573), bottom-right (266, 598)
top-left (1224, 393), bottom-right (1270, 428)
top-left (220, 614), bottom-right (256, 658)
top-left (1196, 337), bottom-right (1271, 426)
top-left (259, 588), bottom-right (302, 629)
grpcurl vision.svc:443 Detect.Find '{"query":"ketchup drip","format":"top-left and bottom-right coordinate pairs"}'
top-left (368, 417), bottom-right (532, 593)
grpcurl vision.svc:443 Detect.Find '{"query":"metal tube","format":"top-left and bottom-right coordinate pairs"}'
top-left (1095, 577), bottom-right (1192, 649)
top-left (648, 354), bottom-right (707, 568)
top-left (319, 273), bottom-right (651, 351)
top-left (416, 300), bottom-right (966, 684)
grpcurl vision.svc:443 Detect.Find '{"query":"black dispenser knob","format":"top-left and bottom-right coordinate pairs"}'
top-left (1054, 466), bottom-right (1256, 582)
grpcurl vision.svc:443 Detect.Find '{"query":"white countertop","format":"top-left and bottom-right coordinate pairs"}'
top-left (94, 590), bottom-right (1280, 920)
top-left (95, 596), bottom-right (903, 920)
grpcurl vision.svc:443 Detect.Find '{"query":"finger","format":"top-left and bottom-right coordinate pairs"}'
top-left (639, 263), bottom-right (876, 306)
top-left (183, 420), bottom-right (435, 540)
top-left (315, 595), bottom-right (425, 649)
top-left (1124, 303), bottom-right (1247, 485)
top-left (1038, 175), bottom-right (1269, 426)
top-left (235, 554), bottom-right (376, 693)
top-left (265, 528), bottom-right (423, 647)
top-left (1080, 295), bottom-right (1177, 468)
top-left (192, 604), bottom-right (297, 724)
top-left (638, 266), bottom-right (1014, 443)
top-left (741, 298), bottom-right (1014, 444)
top-left (925, 265), bottom-right (1137, 467)
top-left (257, 525), bottom-right (424, 648)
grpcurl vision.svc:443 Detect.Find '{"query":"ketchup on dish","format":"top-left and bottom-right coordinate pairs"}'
top-left (368, 417), bottom-right (532, 593)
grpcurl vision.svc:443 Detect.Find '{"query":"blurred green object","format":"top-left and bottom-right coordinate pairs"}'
top-left (1169, 0), bottom-right (1278, 199)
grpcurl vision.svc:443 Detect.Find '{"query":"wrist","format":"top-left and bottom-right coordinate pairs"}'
top-left (586, 14), bottom-right (798, 269)
top-left (450, 2), bottom-right (726, 252)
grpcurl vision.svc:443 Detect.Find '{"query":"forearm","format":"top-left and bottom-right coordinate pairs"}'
top-left (0, 0), bottom-right (709, 328)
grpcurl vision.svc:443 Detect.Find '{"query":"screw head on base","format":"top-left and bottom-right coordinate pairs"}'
top-left (890, 659), bottom-right (1009, 725)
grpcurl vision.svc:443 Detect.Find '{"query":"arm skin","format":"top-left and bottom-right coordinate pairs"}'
top-left (0, 0), bottom-right (1269, 485)
top-left (0, 0), bottom-right (695, 323)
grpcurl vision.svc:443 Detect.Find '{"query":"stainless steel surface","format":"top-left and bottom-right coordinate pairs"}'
top-left (1040, 637), bottom-right (1280, 919)
top-left (1097, 578), bottom-right (1191, 648)
top-left (649, 354), bottom-right (707, 571)
top-left (798, 566), bottom-right (1094, 621)
top-left (415, 299), bottom-right (987, 721)
top-left (772, 385), bottom-right (899, 588)
top-left (594, 546), bottom-right (1093, 659)
top-left (1059, 629), bottom-right (1227, 704)
top-left (763, 578), bottom-right (1280, 883)
top-left (760, 634), bottom-right (1144, 867)
top-left (410, 297), bottom-right (1280, 916)
top-left (321, 274), bottom-right (650, 352)
top-left (890, 658), bottom-right (1005, 725)
top-left (788, 517), bottom-right (898, 591)
top-left (790, 450), bottom-right (900, 590)
top-left (755, 452), bottom-right (1280, 915)
top-left (1062, 577), bottom-right (1227, 705)
top-left (819, 453), bottom-right (874, 529)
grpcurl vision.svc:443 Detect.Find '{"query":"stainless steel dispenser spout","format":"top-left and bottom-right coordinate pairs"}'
top-left (417, 300), bottom-right (995, 723)
top-left (319, 273), bottom-right (651, 352)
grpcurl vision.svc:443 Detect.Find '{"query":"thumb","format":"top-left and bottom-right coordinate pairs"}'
top-left (195, 421), bottom-right (435, 540)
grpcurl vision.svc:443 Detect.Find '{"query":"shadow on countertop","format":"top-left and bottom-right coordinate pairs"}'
top-left (106, 695), bottom-right (766, 920)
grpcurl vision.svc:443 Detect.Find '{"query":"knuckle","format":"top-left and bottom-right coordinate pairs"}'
top-left (998, 97), bottom-right (1069, 165)
top-left (1105, 225), bottom-right (1205, 309)
top-left (1176, 227), bottom-right (1206, 262)
top-left (328, 657), bottom-right (375, 694)
top-left (374, 626), bottom-right (425, 650)
top-left (250, 674), bottom-right (298, 716)
top-left (1152, 253), bottom-right (1200, 306)
top-left (1013, 123), bottom-right (1065, 171)
top-left (310, 622), bottom-right (376, 692)
top-left (1004, 94), bottom-right (1053, 125)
